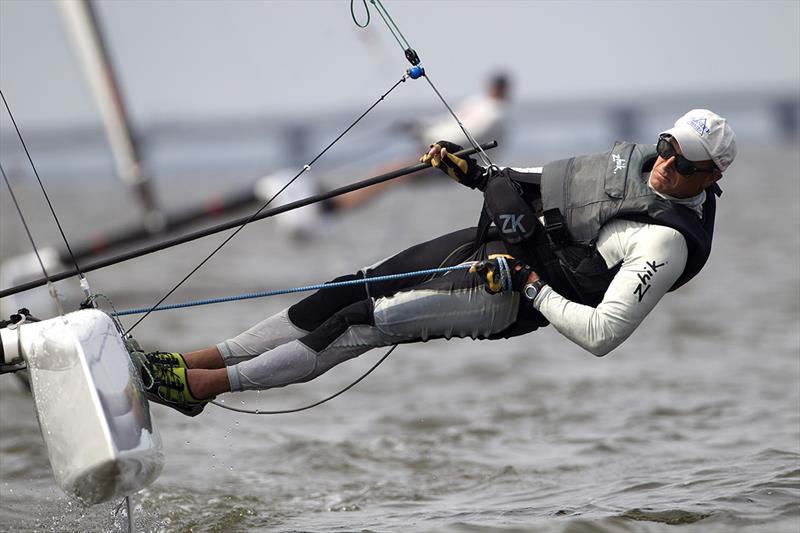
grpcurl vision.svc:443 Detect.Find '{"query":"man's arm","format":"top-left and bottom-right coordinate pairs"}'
top-left (532, 220), bottom-right (689, 356)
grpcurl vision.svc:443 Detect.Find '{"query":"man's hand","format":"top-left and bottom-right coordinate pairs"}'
top-left (420, 141), bottom-right (485, 189)
top-left (469, 254), bottom-right (535, 294)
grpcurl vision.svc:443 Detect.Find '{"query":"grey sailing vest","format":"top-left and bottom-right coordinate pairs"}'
top-left (480, 142), bottom-right (719, 307)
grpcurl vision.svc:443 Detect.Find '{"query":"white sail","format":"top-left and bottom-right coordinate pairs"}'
top-left (56, 0), bottom-right (162, 230)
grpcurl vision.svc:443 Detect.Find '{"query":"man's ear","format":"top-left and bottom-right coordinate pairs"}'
top-left (703, 170), bottom-right (723, 189)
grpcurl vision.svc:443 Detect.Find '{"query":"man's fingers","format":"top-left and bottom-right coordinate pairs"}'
top-left (470, 260), bottom-right (493, 277)
top-left (469, 261), bottom-right (488, 274)
top-left (422, 144), bottom-right (444, 165)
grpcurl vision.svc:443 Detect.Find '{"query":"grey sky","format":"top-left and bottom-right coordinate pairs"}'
top-left (1, 0), bottom-right (798, 130)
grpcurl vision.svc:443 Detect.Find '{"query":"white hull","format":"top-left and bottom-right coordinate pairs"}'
top-left (1, 309), bottom-right (163, 504)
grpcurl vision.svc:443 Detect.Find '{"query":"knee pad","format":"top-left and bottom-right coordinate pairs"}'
top-left (300, 299), bottom-right (374, 352)
top-left (288, 274), bottom-right (368, 331)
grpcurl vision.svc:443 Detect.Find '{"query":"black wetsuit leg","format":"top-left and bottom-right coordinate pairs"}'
top-left (288, 227), bottom-right (479, 331)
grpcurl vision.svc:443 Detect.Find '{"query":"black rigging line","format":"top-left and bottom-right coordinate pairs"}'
top-left (123, 75), bottom-right (409, 335)
top-left (350, 0), bottom-right (370, 28)
top-left (211, 345), bottom-right (397, 415)
top-left (357, 0), bottom-right (494, 168)
top-left (1, 164), bottom-right (52, 282)
top-left (0, 89), bottom-right (85, 281)
top-left (225, 0), bottom-right (495, 417)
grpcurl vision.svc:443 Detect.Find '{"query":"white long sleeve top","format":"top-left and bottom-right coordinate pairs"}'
top-left (502, 161), bottom-right (707, 357)
top-left (532, 218), bottom-right (689, 356)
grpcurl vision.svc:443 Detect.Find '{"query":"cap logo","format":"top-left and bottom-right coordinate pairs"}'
top-left (688, 117), bottom-right (710, 137)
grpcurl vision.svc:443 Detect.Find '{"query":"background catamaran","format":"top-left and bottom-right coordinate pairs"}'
top-left (0, 0), bottom-right (343, 321)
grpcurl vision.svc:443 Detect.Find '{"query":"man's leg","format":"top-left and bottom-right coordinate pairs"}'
top-left (211, 308), bottom-right (310, 367)
top-left (228, 244), bottom-right (520, 392)
top-left (229, 299), bottom-right (385, 391)
top-left (140, 228), bottom-right (485, 411)
top-left (287, 227), bottom-right (479, 332)
top-left (186, 227), bottom-right (480, 370)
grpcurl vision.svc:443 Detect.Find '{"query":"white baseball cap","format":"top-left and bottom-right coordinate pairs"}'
top-left (660, 109), bottom-right (737, 172)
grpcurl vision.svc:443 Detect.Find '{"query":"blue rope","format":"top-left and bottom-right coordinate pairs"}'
top-left (112, 263), bottom-right (474, 317)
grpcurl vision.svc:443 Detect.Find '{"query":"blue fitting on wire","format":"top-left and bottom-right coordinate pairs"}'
top-left (406, 66), bottom-right (425, 79)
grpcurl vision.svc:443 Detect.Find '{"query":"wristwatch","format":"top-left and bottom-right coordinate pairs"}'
top-left (523, 279), bottom-right (547, 302)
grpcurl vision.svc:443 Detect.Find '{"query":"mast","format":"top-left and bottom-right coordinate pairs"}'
top-left (56, 0), bottom-right (163, 232)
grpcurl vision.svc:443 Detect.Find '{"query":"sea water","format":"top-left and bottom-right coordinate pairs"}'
top-left (1, 134), bottom-right (798, 531)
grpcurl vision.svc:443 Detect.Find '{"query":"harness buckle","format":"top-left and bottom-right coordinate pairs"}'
top-left (543, 208), bottom-right (570, 244)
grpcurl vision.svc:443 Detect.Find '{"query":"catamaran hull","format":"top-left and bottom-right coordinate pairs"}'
top-left (0, 309), bottom-right (163, 504)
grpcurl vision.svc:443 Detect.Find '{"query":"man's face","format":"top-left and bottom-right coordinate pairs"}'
top-left (650, 137), bottom-right (721, 198)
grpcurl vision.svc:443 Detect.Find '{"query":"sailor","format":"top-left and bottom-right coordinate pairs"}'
top-left (412, 71), bottom-right (510, 148)
top-left (134, 109), bottom-right (737, 417)
top-left (330, 72), bottom-right (511, 212)
top-left (246, 74), bottom-right (511, 240)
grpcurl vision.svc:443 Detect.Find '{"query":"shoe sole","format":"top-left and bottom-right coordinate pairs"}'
top-left (143, 390), bottom-right (206, 417)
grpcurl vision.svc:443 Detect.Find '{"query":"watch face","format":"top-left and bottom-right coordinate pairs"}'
top-left (524, 284), bottom-right (537, 300)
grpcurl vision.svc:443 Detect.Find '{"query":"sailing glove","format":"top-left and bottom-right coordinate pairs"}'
top-left (420, 141), bottom-right (487, 189)
top-left (470, 254), bottom-right (533, 294)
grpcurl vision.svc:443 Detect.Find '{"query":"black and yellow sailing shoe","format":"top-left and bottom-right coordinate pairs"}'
top-left (143, 351), bottom-right (188, 370)
top-left (125, 339), bottom-right (186, 371)
top-left (140, 363), bottom-right (210, 417)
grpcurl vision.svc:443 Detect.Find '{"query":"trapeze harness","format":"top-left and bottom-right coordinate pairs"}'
top-left (475, 141), bottom-right (721, 337)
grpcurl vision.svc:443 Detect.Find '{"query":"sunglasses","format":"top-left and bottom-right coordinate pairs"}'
top-left (656, 136), bottom-right (718, 176)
